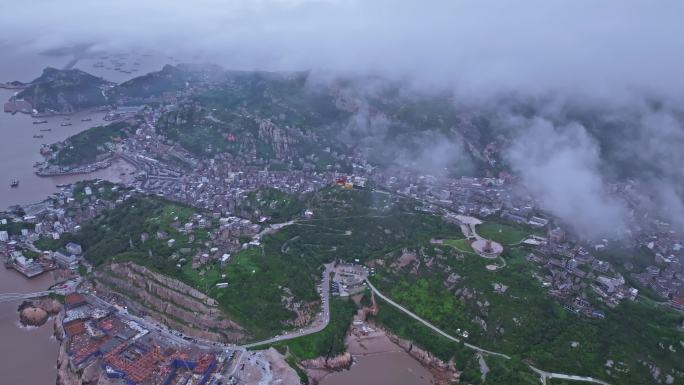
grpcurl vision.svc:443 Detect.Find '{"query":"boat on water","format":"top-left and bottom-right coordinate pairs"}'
top-left (10, 179), bottom-right (19, 188)
top-left (33, 134), bottom-right (44, 138)
top-left (39, 128), bottom-right (52, 132)
top-left (60, 122), bottom-right (73, 127)
top-left (33, 120), bottom-right (48, 125)
top-left (81, 118), bottom-right (92, 122)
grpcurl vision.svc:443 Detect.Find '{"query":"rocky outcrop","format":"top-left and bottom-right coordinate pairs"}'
top-left (300, 351), bottom-right (353, 371)
top-left (262, 348), bottom-right (303, 385)
top-left (375, 324), bottom-right (460, 385)
top-left (114, 263), bottom-right (215, 305)
top-left (258, 118), bottom-right (295, 159)
top-left (18, 298), bottom-right (62, 327)
top-left (20, 307), bottom-right (49, 326)
top-left (56, 337), bottom-right (80, 385)
top-left (94, 262), bottom-right (245, 342)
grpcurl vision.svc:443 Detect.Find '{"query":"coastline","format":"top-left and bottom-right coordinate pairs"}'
top-left (302, 316), bottom-right (458, 385)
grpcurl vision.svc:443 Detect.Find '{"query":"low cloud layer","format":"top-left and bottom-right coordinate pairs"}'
top-left (3, 0), bottom-right (683, 235)
top-left (2, 0), bottom-right (684, 101)
top-left (505, 117), bottom-right (628, 238)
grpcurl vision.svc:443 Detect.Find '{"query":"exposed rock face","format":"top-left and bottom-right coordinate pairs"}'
top-left (262, 348), bottom-right (303, 385)
top-left (95, 262), bottom-right (245, 342)
top-left (258, 118), bottom-right (295, 159)
top-left (300, 351), bottom-right (353, 371)
top-left (37, 298), bottom-right (63, 315)
top-left (18, 298), bottom-right (62, 326)
top-left (56, 338), bottom-right (80, 385)
top-left (20, 307), bottom-right (49, 326)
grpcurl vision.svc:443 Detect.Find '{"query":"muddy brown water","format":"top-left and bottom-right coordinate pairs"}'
top-left (320, 331), bottom-right (435, 385)
top-left (0, 43), bottom-right (164, 384)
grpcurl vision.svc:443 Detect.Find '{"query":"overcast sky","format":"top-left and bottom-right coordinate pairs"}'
top-left (2, 0), bottom-right (683, 101)
top-left (3, 0), bottom-right (683, 236)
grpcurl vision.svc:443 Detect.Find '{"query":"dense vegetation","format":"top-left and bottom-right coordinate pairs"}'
top-left (108, 64), bottom-right (194, 102)
top-left (55, 187), bottom-right (458, 339)
top-left (239, 187), bottom-right (307, 222)
top-left (52, 121), bottom-right (131, 165)
top-left (269, 298), bottom-right (357, 360)
top-left (370, 244), bottom-right (684, 384)
top-left (369, 288), bottom-right (540, 384)
top-left (209, 187), bottom-right (458, 337)
top-left (17, 67), bottom-right (110, 112)
top-left (0, 220), bottom-right (33, 236)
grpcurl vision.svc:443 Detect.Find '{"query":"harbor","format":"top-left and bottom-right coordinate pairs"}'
top-left (4, 254), bottom-right (46, 278)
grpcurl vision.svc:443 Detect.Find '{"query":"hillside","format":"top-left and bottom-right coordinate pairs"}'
top-left (369, 235), bottom-right (684, 385)
top-left (50, 187), bottom-right (459, 340)
top-left (15, 67), bottom-right (112, 113)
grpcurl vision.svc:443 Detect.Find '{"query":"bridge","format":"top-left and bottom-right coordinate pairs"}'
top-left (0, 291), bottom-right (54, 303)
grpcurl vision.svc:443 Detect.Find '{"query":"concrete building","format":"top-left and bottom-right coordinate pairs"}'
top-left (54, 251), bottom-right (80, 270)
top-left (66, 242), bottom-right (83, 256)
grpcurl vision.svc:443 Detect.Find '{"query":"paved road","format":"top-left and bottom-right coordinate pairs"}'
top-left (84, 292), bottom-right (215, 349)
top-left (364, 279), bottom-right (510, 359)
top-left (240, 263), bottom-right (333, 349)
top-left (365, 279), bottom-right (611, 385)
top-left (530, 366), bottom-right (610, 385)
top-left (80, 262), bottom-right (334, 353)
top-left (0, 290), bottom-right (54, 303)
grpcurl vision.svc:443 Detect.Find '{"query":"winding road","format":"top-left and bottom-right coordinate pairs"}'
top-left (239, 263), bottom-right (333, 349)
top-left (365, 279), bottom-right (510, 359)
top-left (365, 279), bottom-right (610, 385)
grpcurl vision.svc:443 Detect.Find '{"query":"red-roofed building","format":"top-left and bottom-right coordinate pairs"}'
top-left (193, 353), bottom-right (216, 375)
top-left (64, 319), bottom-right (86, 337)
top-left (64, 293), bottom-right (87, 309)
top-left (104, 343), bottom-right (163, 384)
top-left (671, 296), bottom-right (684, 311)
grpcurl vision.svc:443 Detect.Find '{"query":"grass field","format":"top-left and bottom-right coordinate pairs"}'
top-left (477, 222), bottom-right (532, 244)
top-left (444, 238), bottom-right (476, 253)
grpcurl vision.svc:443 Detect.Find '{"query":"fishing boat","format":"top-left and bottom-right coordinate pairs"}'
top-left (81, 118), bottom-right (92, 122)
top-left (32, 120), bottom-right (48, 125)
top-left (60, 122), bottom-right (73, 127)
top-left (39, 128), bottom-right (52, 132)
top-left (10, 179), bottom-right (19, 188)
top-left (33, 134), bottom-right (44, 138)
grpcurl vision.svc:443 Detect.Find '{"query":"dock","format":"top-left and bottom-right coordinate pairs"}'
top-left (4, 258), bottom-right (46, 278)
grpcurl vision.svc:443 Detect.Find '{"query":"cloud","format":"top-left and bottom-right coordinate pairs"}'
top-left (3, 0), bottom-right (683, 233)
top-left (505, 117), bottom-right (628, 238)
top-left (1, 0), bottom-right (684, 101)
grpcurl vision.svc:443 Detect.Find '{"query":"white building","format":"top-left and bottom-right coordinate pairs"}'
top-left (54, 251), bottom-right (79, 270)
top-left (65, 242), bottom-right (83, 256)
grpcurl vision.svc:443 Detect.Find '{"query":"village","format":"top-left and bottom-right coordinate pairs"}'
top-left (1, 73), bottom-right (683, 385)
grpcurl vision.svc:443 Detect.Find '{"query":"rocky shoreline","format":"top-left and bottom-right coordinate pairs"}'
top-left (18, 298), bottom-right (62, 327)
top-left (379, 324), bottom-right (460, 385)
top-left (299, 310), bottom-right (459, 385)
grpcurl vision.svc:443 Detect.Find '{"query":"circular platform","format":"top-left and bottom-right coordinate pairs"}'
top-left (471, 239), bottom-right (503, 258)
